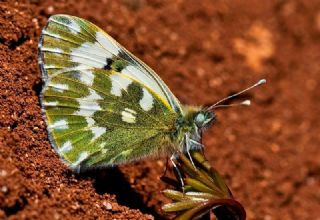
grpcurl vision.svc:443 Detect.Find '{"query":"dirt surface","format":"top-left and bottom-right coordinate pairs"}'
top-left (1, 0), bottom-right (320, 219)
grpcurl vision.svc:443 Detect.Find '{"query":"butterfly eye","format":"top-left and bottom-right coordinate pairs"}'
top-left (195, 111), bottom-right (215, 128)
top-left (194, 113), bottom-right (206, 127)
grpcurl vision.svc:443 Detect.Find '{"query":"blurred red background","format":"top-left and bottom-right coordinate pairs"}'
top-left (0, 0), bottom-right (319, 219)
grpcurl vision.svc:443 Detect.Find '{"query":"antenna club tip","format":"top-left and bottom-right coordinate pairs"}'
top-left (242, 100), bottom-right (251, 106)
top-left (258, 79), bottom-right (267, 85)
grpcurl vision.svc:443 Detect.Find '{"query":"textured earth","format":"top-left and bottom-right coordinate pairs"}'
top-left (0, 0), bottom-right (320, 219)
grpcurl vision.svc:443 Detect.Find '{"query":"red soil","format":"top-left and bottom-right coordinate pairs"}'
top-left (0, 0), bottom-right (319, 219)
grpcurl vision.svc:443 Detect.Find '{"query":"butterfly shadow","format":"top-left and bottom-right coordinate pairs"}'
top-left (79, 167), bottom-right (163, 219)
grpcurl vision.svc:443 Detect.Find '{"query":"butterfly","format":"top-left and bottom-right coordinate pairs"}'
top-left (39, 14), bottom-right (265, 172)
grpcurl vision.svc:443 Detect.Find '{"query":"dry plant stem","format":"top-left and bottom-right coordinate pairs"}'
top-left (162, 151), bottom-right (246, 220)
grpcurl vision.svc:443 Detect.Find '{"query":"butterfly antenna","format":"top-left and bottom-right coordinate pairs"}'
top-left (211, 99), bottom-right (251, 109)
top-left (207, 79), bottom-right (266, 110)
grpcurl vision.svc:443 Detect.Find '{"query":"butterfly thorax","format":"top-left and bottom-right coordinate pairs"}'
top-left (173, 106), bottom-right (216, 152)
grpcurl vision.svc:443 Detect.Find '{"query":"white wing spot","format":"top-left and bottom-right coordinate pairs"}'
top-left (110, 74), bottom-right (132, 96)
top-left (74, 89), bottom-right (102, 117)
top-left (70, 43), bottom-right (106, 68)
top-left (80, 42), bottom-right (113, 58)
top-left (51, 83), bottom-right (69, 92)
top-left (121, 65), bottom-right (166, 101)
top-left (75, 100), bottom-right (101, 117)
top-left (79, 70), bottom-right (95, 86)
top-left (91, 127), bottom-right (106, 141)
top-left (121, 108), bottom-right (136, 124)
top-left (49, 119), bottom-right (69, 130)
top-left (69, 19), bottom-right (81, 33)
top-left (44, 101), bottom-right (59, 106)
top-left (59, 141), bottom-right (73, 153)
top-left (121, 65), bottom-right (142, 80)
top-left (86, 89), bottom-right (103, 100)
top-left (52, 48), bottom-right (63, 53)
top-left (44, 65), bottom-right (59, 69)
top-left (140, 88), bottom-right (154, 111)
top-left (41, 47), bottom-right (63, 55)
top-left (72, 152), bottom-right (89, 167)
top-left (86, 117), bottom-right (95, 127)
top-left (96, 31), bottom-right (119, 55)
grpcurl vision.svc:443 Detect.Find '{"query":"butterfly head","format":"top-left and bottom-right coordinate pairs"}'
top-left (194, 110), bottom-right (216, 129)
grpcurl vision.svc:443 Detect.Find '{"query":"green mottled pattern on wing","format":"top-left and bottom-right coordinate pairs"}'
top-left (39, 15), bottom-right (181, 171)
top-left (42, 68), bottom-right (177, 170)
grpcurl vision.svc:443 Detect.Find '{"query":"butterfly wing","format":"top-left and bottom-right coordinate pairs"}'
top-left (39, 14), bottom-right (183, 114)
top-left (39, 15), bottom-right (181, 171)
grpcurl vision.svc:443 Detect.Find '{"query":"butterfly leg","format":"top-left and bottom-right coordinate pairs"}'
top-left (170, 153), bottom-right (185, 190)
top-left (189, 139), bottom-right (204, 149)
top-left (185, 134), bottom-right (197, 169)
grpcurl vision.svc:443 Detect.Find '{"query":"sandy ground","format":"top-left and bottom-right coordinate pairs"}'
top-left (0, 0), bottom-right (320, 219)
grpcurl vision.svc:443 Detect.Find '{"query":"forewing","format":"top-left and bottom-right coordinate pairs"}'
top-left (39, 14), bottom-right (182, 114)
